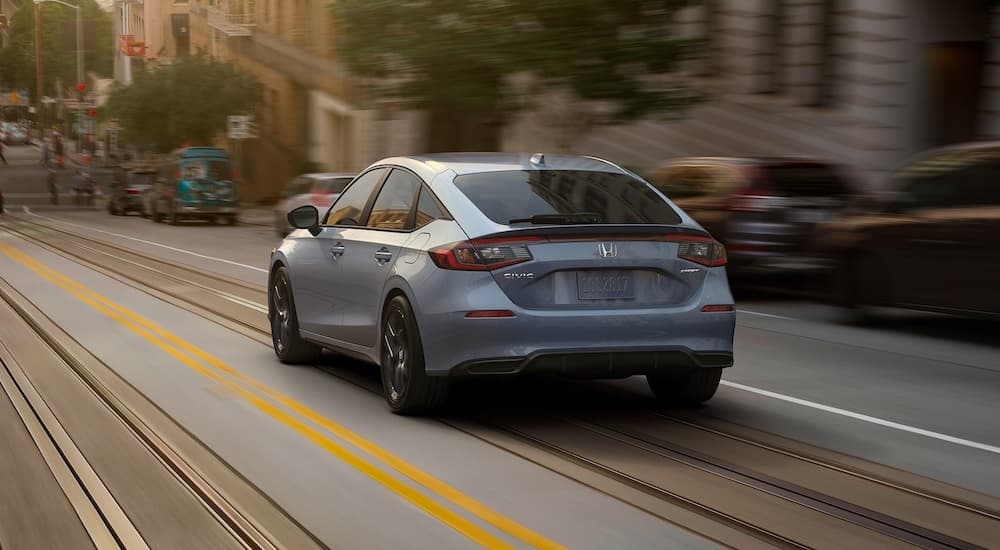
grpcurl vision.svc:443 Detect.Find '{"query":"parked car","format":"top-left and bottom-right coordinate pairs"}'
top-left (109, 165), bottom-right (156, 216)
top-left (1, 122), bottom-right (28, 145)
top-left (819, 141), bottom-right (1000, 320)
top-left (147, 147), bottom-right (239, 225)
top-left (646, 157), bottom-right (859, 276)
top-left (274, 173), bottom-right (355, 237)
top-left (269, 153), bottom-right (735, 414)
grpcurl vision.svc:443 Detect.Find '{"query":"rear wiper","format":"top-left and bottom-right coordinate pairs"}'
top-left (508, 212), bottom-right (603, 225)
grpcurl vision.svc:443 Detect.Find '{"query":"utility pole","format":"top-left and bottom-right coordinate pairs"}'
top-left (35, 1), bottom-right (45, 133)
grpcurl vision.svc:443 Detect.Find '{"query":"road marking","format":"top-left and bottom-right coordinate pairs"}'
top-left (0, 240), bottom-right (565, 550)
top-left (720, 380), bottom-right (1000, 456)
top-left (22, 208), bottom-right (268, 273)
top-left (737, 309), bottom-right (799, 321)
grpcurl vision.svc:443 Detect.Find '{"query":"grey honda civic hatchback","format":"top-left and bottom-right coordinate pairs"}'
top-left (268, 153), bottom-right (735, 414)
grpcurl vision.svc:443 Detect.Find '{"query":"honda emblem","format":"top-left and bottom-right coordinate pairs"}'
top-left (598, 242), bottom-right (617, 258)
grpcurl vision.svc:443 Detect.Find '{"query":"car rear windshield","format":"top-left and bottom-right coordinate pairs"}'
top-left (453, 170), bottom-right (683, 225)
top-left (206, 159), bottom-right (232, 181)
top-left (763, 164), bottom-right (851, 197)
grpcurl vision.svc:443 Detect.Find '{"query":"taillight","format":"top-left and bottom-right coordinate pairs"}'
top-left (678, 240), bottom-right (727, 267)
top-left (127, 189), bottom-right (141, 195)
top-left (429, 237), bottom-right (539, 271)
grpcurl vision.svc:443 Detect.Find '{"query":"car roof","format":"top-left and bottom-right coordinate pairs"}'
top-left (302, 172), bottom-right (355, 179)
top-left (374, 152), bottom-right (631, 179)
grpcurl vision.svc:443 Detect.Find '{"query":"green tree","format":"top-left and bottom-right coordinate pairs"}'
top-left (331, 0), bottom-right (703, 151)
top-left (0, 0), bottom-right (113, 98)
top-left (106, 53), bottom-right (263, 152)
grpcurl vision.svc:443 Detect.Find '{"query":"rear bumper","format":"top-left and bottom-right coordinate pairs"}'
top-left (449, 347), bottom-right (733, 377)
top-left (414, 268), bottom-right (736, 377)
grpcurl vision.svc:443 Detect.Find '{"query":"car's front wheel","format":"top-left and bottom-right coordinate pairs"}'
top-left (647, 367), bottom-right (722, 406)
top-left (381, 296), bottom-right (449, 415)
top-left (269, 267), bottom-right (321, 364)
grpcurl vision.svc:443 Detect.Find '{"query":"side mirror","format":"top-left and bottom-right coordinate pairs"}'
top-left (287, 205), bottom-right (320, 235)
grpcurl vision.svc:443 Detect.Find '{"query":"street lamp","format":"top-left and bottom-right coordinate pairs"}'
top-left (34, 0), bottom-right (85, 151)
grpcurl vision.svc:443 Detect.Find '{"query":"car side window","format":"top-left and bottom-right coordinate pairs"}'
top-left (367, 169), bottom-right (421, 231)
top-left (415, 186), bottom-right (446, 228)
top-left (325, 168), bottom-right (387, 226)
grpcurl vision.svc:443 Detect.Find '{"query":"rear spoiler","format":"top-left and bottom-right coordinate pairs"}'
top-left (478, 224), bottom-right (712, 241)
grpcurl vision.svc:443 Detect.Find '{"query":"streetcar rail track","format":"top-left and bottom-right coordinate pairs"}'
top-left (6, 215), bottom-right (1000, 549)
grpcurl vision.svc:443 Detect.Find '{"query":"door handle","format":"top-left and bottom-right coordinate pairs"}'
top-left (374, 248), bottom-right (393, 264)
top-left (330, 243), bottom-right (346, 259)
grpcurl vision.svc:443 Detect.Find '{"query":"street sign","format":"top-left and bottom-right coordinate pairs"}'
top-left (227, 115), bottom-right (254, 139)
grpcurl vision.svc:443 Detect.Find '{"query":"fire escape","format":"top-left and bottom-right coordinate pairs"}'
top-left (207, 0), bottom-right (256, 37)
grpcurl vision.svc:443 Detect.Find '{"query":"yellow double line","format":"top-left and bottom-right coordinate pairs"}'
top-left (0, 241), bottom-right (565, 550)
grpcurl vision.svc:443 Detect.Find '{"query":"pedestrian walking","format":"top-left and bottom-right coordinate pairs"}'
top-left (54, 134), bottom-right (64, 168)
top-left (40, 138), bottom-right (50, 167)
top-left (48, 168), bottom-right (59, 205)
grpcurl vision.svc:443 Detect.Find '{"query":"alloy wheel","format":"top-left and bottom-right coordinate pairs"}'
top-left (271, 276), bottom-right (291, 353)
top-left (383, 309), bottom-right (409, 403)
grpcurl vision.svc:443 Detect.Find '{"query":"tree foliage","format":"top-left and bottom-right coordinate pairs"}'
top-left (106, 53), bottom-right (263, 152)
top-left (0, 0), bottom-right (113, 97)
top-left (330, 0), bottom-right (704, 123)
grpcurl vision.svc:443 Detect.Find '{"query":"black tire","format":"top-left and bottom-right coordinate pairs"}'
top-left (108, 201), bottom-right (118, 215)
top-left (269, 267), bottom-right (322, 364)
top-left (168, 207), bottom-right (179, 225)
top-left (152, 204), bottom-right (162, 223)
top-left (380, 296), bottom-right (449, 415)
top-left (226, 214), bottom-right (237, 226)
top-left (647, 368), bottom-right (722, 406)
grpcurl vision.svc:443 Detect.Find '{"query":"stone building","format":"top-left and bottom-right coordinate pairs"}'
top-left (505, 0), bottom-right (1000, 189)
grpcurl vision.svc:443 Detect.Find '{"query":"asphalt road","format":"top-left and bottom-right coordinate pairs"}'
top-left (3, 145), bottom-right (1000, 547)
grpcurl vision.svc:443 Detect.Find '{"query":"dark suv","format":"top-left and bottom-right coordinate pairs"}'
top-left (647, 157), bottom-right (858, 276)
top-left (819, 142), bottom-right (1000, 319)
top-left (109, 166), bottom-right (156, 216)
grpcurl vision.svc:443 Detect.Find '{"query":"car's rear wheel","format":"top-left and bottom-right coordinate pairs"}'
top-left (108, 201), bottom-right (118, 215)
top-left (381, 296), bottom-right (449, 415)
top-left (647, 367), bottom-right (722, 406)
top-left (269, 267), bottom-right (321, 364)
top-left (225, 214), bottom-right (237, 226)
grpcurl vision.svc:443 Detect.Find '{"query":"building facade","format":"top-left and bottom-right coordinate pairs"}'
top-left (505, 0), bottom-right (1000, 189)
top-left (187, 0), bottom-right (422, 202)
top-left (113, 0), bottom-right (191, 85)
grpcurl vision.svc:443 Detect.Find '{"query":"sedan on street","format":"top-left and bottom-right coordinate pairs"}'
top-left (274, 172), bottom-right (355, 237)
top-left (269, 153), bottom-right (736, 414)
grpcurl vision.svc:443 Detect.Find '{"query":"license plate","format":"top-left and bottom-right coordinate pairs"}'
top-left (577, 271), bottom-right (635, 300)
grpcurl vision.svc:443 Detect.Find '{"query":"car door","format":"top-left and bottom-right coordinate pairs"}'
top-left (935, 156), bottom-right (1000, 314)
top-left (292, 168), bottom-right (388, 338)
top-left (883, 154), bottom-right (968, 310)
top-left (335, 168), bottom-right (422, 348)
